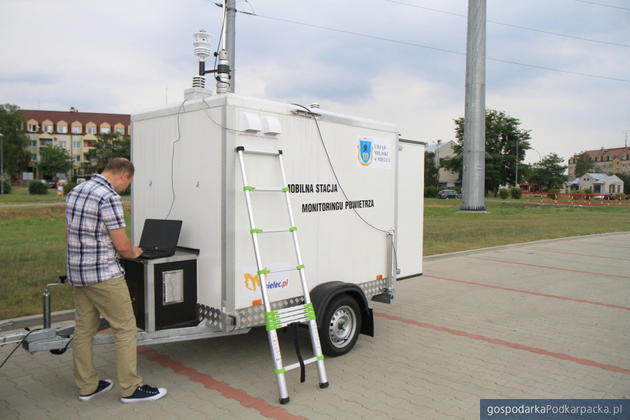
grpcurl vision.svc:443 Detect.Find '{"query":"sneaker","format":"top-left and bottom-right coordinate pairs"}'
top-left (120, 384), bottom-right (167, 403)
top-left (79, 379), bottom-right (113, 401)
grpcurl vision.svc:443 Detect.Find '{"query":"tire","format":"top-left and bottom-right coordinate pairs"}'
top-left (319, 294), bottom-right (362, 357)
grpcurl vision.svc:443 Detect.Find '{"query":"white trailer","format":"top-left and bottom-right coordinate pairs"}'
top-left (3, 91), bottom-right (423, 404)
top-left (127, 91), bottom-right (424, 356)
top-left (8, 92), bottom-right (424, 356)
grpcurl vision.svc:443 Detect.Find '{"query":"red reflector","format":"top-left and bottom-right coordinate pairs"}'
top-left (376, 274), bottom-right (383, 280)
top-left (252, 299), bottom-right (262, 306)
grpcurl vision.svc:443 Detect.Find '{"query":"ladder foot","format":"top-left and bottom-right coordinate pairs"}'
top-left (279, 397), bottom-right (290, 405)
top-left (319, 382), bottom-right (329, 389)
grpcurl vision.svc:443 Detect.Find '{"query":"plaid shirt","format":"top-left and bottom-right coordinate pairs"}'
top-left (66, 174), bottom-right (126, 286)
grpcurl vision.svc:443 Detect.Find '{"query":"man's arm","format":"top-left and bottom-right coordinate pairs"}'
top-left (109, 228), bottom-right (143, 259)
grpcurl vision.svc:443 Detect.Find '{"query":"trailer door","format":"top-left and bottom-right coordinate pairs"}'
top-left (396, 139), bottom-right (424, 278)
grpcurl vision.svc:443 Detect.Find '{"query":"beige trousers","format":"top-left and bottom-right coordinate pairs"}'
top-left (72, 276), bottom-right (142, 397)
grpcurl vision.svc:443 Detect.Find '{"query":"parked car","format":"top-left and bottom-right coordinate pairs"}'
top-left (76, 177), bottom-right (86, 184)
top-left (41, 179), bottom-right (57, 189)
top-left (437, 189), bottom-right (461, 199)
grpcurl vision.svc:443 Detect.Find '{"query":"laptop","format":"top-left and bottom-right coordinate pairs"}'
top-left (138, 219), bottom-right (182, 259)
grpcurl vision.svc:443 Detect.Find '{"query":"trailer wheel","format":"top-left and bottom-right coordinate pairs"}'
top-left (320, 294), bottom-right (362, 357)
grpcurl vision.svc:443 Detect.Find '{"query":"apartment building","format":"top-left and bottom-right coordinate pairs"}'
top-left (567, 146), bottom-right (630, 179)
top-left (20, 107), bottom-right (130, 179)
top-left (426, 140), bottom-right (459, 187)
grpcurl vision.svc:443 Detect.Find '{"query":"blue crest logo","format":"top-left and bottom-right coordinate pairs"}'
top-left (358, 140), bottom-right (373, 166)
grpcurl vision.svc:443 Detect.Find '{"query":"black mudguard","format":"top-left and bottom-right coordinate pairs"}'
top-left (310, 281), bottom-right (374, 337)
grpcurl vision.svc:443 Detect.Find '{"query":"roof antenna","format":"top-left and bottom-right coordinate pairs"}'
top-left (185, 29), bottom-right (224, 100)
top-left (190, 29), bottom-right (231, 96)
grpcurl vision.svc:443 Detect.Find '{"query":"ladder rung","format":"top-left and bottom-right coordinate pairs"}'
top-left (236, 146), bottom-right (282, 156)
top-left (266, 267), bottom-right (298, 274)
top-left (266, 304), bottom-right (316, 330)
top-left (251, 227), bottom-right (297, 234)
top-left (276, 303), bottom-right (311, 316)
top-left (284, 356), bottom-right (323, 372)
top-left (243, 186), bottom-right (288, 192)
top-left (277, 314), bottom-right (309, 327)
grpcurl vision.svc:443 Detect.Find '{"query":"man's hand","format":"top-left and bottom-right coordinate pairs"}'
top-left (131, 246), bottom-right (143, 259)
top-left (109, 228), bottom-right (143, 259)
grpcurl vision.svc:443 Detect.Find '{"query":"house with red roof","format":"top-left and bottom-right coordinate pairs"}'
top-left (19, 108), bottom-right (130, 179)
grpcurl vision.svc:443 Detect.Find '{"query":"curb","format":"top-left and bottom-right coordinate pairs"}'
top-left (0, 309), bottom-right (75, 332)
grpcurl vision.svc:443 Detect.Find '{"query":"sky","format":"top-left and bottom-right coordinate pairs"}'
top-left (1, 0), bottom-right (629, 163)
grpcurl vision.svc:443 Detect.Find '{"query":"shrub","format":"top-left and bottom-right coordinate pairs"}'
top-left (498, 188), bottom-right (509, 200)
top-left (425, 185), bottom-right (439, 198)
top-left (570, 190), bottom-right (583, 200)
top-left (63, 182), bottom-right (77, 195)
top-left (510, 187), bottom-right (522, 199)
top-left (29, 180), bottom-right (49, 195)
top-left (0, 179), bottom-right (10, 194)
top-left (546, 189), bottom-right (559, 200)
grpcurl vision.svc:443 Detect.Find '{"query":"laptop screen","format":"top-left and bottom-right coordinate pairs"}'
top-left (138, 219), bottom-right (182, 252)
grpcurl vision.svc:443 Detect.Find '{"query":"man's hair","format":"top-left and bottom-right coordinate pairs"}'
top-left (103, 158), bottom-right (135, 176)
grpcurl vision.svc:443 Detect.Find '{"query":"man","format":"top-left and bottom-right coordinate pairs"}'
top-left (66, 158), bottom-right (166, 403)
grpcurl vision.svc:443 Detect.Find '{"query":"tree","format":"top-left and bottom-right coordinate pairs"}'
top-left (528, 153), bottom-right (567, 192)
top-left (574, 152), bottom-right (594, 178)
top-left (85, 132), bottom-right (130, 172)
top-left (38, 146), bottom-right (72, 179)
top-left (614, 173), bottom-right (630, 194)
top-left (0, 104), bottom-right (31, 180)
top-left (441, 109), bottom-right (531, 195)
top-left (423, 151), bottom-right (440, 197)
top-left (424, 151), bottom-right (439, 187)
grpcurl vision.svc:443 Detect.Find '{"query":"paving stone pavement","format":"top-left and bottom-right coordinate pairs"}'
top-left (1, 232), bottom-right (629, 419)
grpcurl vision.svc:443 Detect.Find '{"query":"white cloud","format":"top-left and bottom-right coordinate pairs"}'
top-left (1, 0), bottom-right (628, 164)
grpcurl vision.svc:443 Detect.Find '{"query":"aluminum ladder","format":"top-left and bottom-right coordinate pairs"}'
top-left (236, 146), bottom-right (329, 404)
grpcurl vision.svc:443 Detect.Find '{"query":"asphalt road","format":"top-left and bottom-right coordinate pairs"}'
top-left (1, 232), bottom-right (628, 419)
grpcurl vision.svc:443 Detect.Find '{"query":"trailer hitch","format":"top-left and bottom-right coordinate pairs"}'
top-left (43, 275), bottom-right (66, 329)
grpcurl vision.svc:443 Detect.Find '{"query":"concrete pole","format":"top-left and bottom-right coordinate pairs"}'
top-left (225, 0), bottom-right (236, 93)
top-left (461, 0), bottom-right (486, 211)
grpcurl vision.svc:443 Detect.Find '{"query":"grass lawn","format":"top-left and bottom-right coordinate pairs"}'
top-left (0, 185), bottom-right (66, 204)
top-left (0, 204), bottom-right (131, 320)
top-left (424, 198), bottom-right (630, 255)
top-left (0, 198), bottom-right (629, 319)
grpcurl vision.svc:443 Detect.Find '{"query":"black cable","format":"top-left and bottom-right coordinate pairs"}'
top-left (213, 4), bottom-right (227, 71)
top-left (50, 336), bottom-right (74, 355)
top-left (0, 329), bottom-right (37, 370)
top-left (237, 10), bottom-right (630, 84)
top-left (383, 0), bottom-right (630, 49)
top-left (574, 0), bottom-right (630, 11)
top-left (291, 104), bottom-right (390, 234)
top-left (165, 98), bottom-right (188, 219)
top-left (291, 103), bottom-right (400, 278)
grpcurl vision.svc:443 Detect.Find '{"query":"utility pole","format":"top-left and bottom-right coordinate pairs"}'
top-left (225, 0), bottom-right (236, 93)
top-left (515, 137), bottom-right (518, 187)
top-left (461, 0), bottom-right (486, 212)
